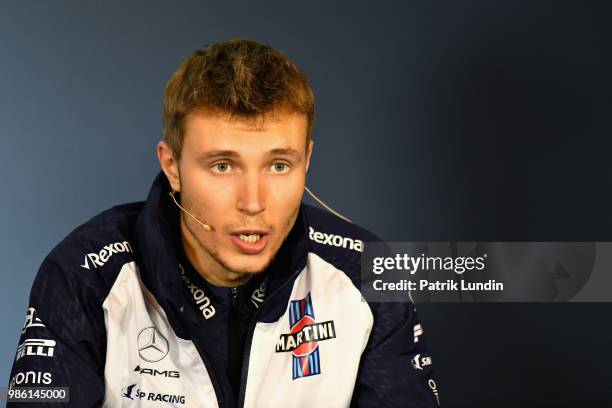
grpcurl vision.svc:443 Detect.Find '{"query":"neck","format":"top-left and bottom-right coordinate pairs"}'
top-left (180, 216), bottom-right (252, 287)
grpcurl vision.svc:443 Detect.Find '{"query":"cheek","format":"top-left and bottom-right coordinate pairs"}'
top-left (267, 175), bottom-right (305, 209)
top-left (184, 173), bottom-right (234, 212)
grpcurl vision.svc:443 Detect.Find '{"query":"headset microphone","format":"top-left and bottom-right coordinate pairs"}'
top-left (168, 190), bottom-right (214, 231)
top-left (304, 186), bottom-right (351, 223)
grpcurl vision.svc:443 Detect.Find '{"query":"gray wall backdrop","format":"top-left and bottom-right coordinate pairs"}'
top-left (2, 1), bottom-right (611, 406)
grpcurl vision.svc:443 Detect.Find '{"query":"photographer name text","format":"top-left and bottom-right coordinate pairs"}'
top-left (373, 279), bottom-right (503, 291)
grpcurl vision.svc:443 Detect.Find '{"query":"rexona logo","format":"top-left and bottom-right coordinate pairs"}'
top-left (81, 241), bottom-right (133, 270)
top-left (308, 227), bottom-right (364, 252)
top-left (250, 279), bottom-right (267, 308)
top-left (276, 293), bottom-right (336, 380)
top-left (15, 339), bottom-right (56, 361)
top-left (133, 365), bottom-right (180, 378)
top-left (179, 264), bottom-right (215, 319)
top-left (121, 384), bottom-right (185, 405)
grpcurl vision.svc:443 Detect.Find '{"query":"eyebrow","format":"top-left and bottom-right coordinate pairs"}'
top-left (197, 148), bottom-right (303, 162)
top-left (197, 150), bottom-right (240, 162)
top-left (267, 148), bottom-right (303, 161)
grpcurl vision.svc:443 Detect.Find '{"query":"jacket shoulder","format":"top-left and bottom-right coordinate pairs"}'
top-left (304, 203), bottom-right (383, 251)
top-left (41, 201), bottom-right (144, 291)
top-left (303, 203), bottom-right (382, 283)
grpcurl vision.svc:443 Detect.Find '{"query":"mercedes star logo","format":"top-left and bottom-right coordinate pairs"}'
top-left (137, 327), bottom-right (169, 362)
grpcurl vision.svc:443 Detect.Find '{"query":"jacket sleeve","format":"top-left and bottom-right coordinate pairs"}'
top-left (350, 301), bottom-right (440, 407)
top-left (7, 257), bottom-right (106, 407)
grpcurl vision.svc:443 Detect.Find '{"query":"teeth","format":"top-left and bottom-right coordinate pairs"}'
top-left (239, 234), bottom-right (261, 243)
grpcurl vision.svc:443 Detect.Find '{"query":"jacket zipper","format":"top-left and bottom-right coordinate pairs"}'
top-left (231, 287), bottom-right (239, 307)
top-left (186, 276), bottom-right (245, 406)
top-left (236, 267), bottom-right (303, 408)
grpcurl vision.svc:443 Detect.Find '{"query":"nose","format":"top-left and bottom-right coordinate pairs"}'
top-left (236, 171), bottom-right (265, 216)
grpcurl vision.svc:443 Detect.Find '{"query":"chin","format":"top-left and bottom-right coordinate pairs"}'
top-left (227, 264), bottom-right (269, 275)
top-left (224, 254), bottom-right (273, 275)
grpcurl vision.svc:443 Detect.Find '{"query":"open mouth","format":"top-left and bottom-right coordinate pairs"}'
top-left (230, 231), bottom-right (269, 254)
top-left (238, 233), bottom-right (262, 243)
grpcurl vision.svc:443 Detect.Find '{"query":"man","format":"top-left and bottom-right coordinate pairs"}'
top-left (8, 39), bottom-right (439, 407)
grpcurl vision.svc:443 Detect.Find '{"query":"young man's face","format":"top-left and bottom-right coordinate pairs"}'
top-left (160, 110), bottom-right (313, 284)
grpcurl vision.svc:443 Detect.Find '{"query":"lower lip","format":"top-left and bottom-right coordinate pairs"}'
top-left (230, 234), bottom-right (269, 254)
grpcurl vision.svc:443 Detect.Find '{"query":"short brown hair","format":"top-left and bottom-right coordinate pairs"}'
top-left (163, 39), bottom-right (315, 159)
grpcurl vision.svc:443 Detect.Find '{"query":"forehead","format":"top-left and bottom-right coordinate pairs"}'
top-left (182, 110), bottom-right (308, 155)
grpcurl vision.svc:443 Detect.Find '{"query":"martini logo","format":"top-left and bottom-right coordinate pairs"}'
top-left (137, 327), bottom-right (169, 362)
top-left (276, 293), bottom-right (336, 380)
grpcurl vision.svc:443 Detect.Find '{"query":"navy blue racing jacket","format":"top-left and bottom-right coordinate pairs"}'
top-left (8, 171), bottom-right (440, 407)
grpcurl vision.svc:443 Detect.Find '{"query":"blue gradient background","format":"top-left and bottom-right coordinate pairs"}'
top-left (2, 1), bottom-right (611, 406)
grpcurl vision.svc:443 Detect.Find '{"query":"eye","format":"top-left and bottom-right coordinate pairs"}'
top-left (271, 162), bottom-right (290, 174)
top-left (212, 162), bottom-right (231, 173)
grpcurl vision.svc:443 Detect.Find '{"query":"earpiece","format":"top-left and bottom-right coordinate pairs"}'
top-left (168, 190), bottom-right (214, 231)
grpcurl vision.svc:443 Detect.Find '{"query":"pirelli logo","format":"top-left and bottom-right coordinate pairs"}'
top-left (15, 339), bottom-right (56, 361)
top-left (276, 321), bottom-right (336, 353)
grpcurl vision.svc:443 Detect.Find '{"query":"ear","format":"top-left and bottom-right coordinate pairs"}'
top-left (305, 139), bottom-right (314, 173)
top-left (157, 141), bottom-right (181, 192)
